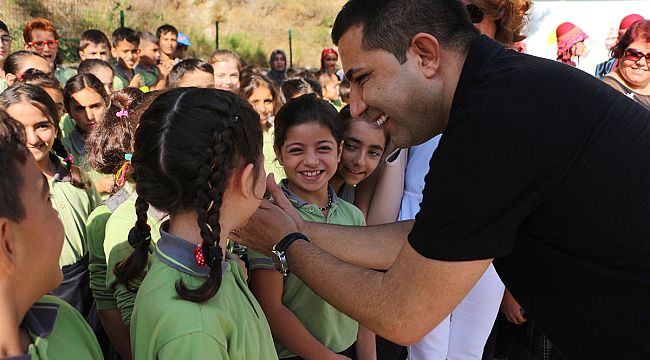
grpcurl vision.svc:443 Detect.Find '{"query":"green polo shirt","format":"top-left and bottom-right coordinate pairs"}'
top-left (134, 64), bottom-right (159, 88)
top-left (0, 78), bottom-right (8, 93)
top-left (103, 188), bottom-right (165, 325)
top-left (48, 154), bottom-right (101, 267)
top-left (263, 127), bottom-right (285, 181)
top-left (61, 127), bottom-right (112, 200)
top-left (87, 186), bottom-right (132, 310)
top-left (248, 180), bottom-right (365, 358)
top-left (9, 295), bottom-right (102, 360)
top-left (58, 114), bottom-right (75, 142)
top-left (112, 75), bottom-right (125, 91)
top-left (131, 224), bottom-right (278, 360)
top-left (54, 65), bottom-right (76, 86)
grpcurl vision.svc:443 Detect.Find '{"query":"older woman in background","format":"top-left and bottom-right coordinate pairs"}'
top-left (602, 20), bottom-right (650, 110)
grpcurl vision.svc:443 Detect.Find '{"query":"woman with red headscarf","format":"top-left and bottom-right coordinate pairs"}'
top-left (556, 22), bottom-right (588, 67)
top-left (320, 48), bottom-right (340, 77)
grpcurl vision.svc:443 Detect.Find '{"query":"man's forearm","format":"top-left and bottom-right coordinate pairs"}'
top-left (302, 220), bottom-right (413, 270)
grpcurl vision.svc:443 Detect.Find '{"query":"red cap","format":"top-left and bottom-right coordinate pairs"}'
top-left (619, 14), bottom-right (644, 31)
top-left (556, 22), bottom-right (577, 38)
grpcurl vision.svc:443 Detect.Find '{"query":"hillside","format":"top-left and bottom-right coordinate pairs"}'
top-left (0, 0), bottom-right (347, 68)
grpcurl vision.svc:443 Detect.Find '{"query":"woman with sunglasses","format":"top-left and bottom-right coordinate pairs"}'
top-left (22, 18), bottom-right (76, 86)
top-left (602, 20), bottom-right (650, 111)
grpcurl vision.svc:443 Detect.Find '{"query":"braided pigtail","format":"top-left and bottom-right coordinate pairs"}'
top-left (51, 137), bottom-right (90, 189)
top-left (176, 127), bottom-right (235, 302)
top-left (114, 196), bottom-right (152, 292)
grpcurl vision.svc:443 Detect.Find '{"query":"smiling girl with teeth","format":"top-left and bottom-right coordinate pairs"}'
top-left (247, 94), bottom-right (372, 360)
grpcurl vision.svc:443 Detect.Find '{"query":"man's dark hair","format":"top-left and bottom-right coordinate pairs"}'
top-left (0, 111), bottom-right (29, 222)
top-left (156, 24), bottom-right (178, 39)
top-left (111, 27), bottom-right (139, 48)
top-left (167, 59), bottom-right (214, 88)
top-left (331, 0), bottom-right (479, 63)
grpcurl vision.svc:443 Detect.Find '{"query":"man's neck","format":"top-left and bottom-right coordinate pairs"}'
top-left (438, 48), bottom-right (470, 132)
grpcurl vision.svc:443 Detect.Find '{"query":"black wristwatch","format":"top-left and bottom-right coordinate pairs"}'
top-left (271, 232), bottom-right (310, 276)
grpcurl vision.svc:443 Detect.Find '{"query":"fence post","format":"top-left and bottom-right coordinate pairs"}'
top-left (120, 10), bottom-right (125, 28)
top-left (215, 20), bottom-right (219, 49)
top-left (288, 29), bottom-right (293, 68)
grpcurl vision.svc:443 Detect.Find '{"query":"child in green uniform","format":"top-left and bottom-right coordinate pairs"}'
top-left (84, 88), bottom-right (152, 360)
top-left (2, 51), bottom-right (50, 88)
top-left (0, 111), bottom-right (102, 359)
top-left (128, 87), bottom-right (277, 360)
top-left (248, 94), bottom-right (370, 359)
top-left (240, 73), bottom-right (286, 182)
top-left (0, 84), bottom-right (100, 320)
top-left (111, 28), bottom-right (142, 90)
top-left (61, 73), bottom-right (112, 197)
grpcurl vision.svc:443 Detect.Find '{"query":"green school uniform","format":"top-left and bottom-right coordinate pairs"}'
top-left (87, 186), bottom-right (132, 310)
top-left (11, 295), bottom-right (102, 360)
top-left (248, 180), bottom-right (365, 359)
top-left (131, 224), bottom-right (278, 360)
top-left (54, 65), bottom-right (76, 86)
top-left (263, 127), bottom-right (285, 181)
top-left (112, 75), bottom-right (125, 91)
top-left (0, 77), bottom-right (8, 93)
top-left (61, 127), bottom-right (111, 200)
top-left (48, 154), bottom-right (100, 267)
top-left (112, 63), bottom-right (133, 89)
top-left (103, 187), bottom-right (165, 325)
top-left (134, 64), bottom-right (159, 88)
top-left (58, 114), bottom-right (75, 142)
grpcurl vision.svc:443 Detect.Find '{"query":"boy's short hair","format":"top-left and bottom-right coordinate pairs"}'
top-left (339, 78), bottom-right (350, 103)
top-left (77, 59), bottom-right (114, 76)
top-left (137, 31), bottom-right (159, 45)
top-left (156, 24), bottom-right (178, 39)
top-left (79, 29), bottom-right (110, 50)
top-left (111, 27), bottom-right (139, 48)
top-left (23, 17), bottom-right (59, 43)
top-left (0, 111), bottom-right (29, 222)
top-left (281, 78), bottom-right (318, 100)
top-left (167, 59), bottom-right (214, 88)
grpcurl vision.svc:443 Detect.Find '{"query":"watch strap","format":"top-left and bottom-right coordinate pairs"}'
top-left (275, 232), bottom-right (310, 253)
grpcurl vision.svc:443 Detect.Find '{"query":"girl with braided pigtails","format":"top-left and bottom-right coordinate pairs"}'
top-left (127, 87), bottom-right (277, 359)
top-left (0, 83), bottom-right (101, 320)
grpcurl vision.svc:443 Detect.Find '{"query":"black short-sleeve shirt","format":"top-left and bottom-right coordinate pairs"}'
top-left (408, 36), bottom-right (650, 359)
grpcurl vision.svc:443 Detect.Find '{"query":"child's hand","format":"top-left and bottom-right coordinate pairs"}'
top-left (158, 61), bottom-right (173, 77)
top-left (129, 74), bottom-right (143, 88)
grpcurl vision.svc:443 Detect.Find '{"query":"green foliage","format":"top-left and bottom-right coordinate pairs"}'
top-left (221, 33), bottom-right (267, 68)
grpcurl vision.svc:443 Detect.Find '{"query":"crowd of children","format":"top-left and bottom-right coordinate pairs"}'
top-left (0, 14), bottom-right (379, 360)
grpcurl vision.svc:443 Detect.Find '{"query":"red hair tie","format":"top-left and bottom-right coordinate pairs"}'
top-left (194, 243), bottom-right (207, 267)
top-left (64, 154), bottom-right (75, 163)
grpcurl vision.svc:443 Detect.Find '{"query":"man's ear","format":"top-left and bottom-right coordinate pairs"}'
top-left (409, 33), bottom-right (442, 79)
top-left (0, 219), bottom-right (17, 275)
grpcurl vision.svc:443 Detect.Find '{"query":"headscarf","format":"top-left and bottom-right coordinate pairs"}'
top-left (556, 22), bottom-right (588, 66)
top-left (267, 49), bottom-right (287, 86)
top-left (320, 48), bottom-right (339, 72)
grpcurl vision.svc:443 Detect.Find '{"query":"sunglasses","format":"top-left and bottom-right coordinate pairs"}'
top-left (466, 4), bottom-right (485, 24)
top-left (624, 48), bottom-right (650, 63)
top-left (26, 39), bottom-right (59, 50)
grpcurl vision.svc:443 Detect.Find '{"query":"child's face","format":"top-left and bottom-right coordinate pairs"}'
top-left (111, 40), bottom-right (140, 70)
top-left (90, 66), bottom-right (115, 95)
top-left (278, 122), bottom-right (341, 199)
top-left (139, 39), bottom-right (160, 67)
top-left (339, 119), bottom-right (386, 185)
top-left (248, 85), bottom-right (275, 124)
top-left (322, 76), bottom-right (340, 101)
top-left (177, 70), bottom-right (215, 89)
top-left (25, 30), bottom-right (58, 67)
top-left (6, 101), bottom-right (56, 164)
top-left (0, 28), bottom-right (11, 64)
top-left (159, 32), bottom-right (177, 58)
top-left (10, 155), bottom-right (64, 294)
top-left (213, 60), bottom-right (240, 92)
top-left (68, 88), bottom-right (107, 134)
top-left (79, 42), bottom-right (110, 62)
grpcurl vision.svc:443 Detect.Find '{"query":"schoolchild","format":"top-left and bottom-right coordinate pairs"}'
top-left (174, 32), bottom-right (191, 60)
top-left (209, 49), bottom-right (241, 92)
top-left (61, 73), bottom-right (112, 196)
top-left (0, 83), bottom-right (100, 319)
top-left (248, 94), bottom-right (369, 359)
top-left (0, 111), bottom-right (102, 359)
top-left (281, 78), bottom-right (319, 100)
top-left (0, 21), bottom-right (12, 92)
top-left (3, 50), bottom-right (50, 87)
top-left (129, 87), bottom-right (277, 359)
top-left (156, 24), bottom-right (178, 67)
top-left (317, 70), bottom-right (342, 110)
top-left (78, 29), bottom-right (111, 62)
top-left (22, 18), bottom-right (76, 85)
top-left (135, 31), bottom-right (170, 91)
top-left (240, 73), bottom-right (285, 181)
top-left (77, 59), bottom-right (115, 95)
top-left (110, 27), bottom-right (141, 90)
top-left (166, 59), bottom-right (214, 89)
top-left (84, 88), bottom-right (152, 359)
top-left (16, 69), bottom-right (64, 117)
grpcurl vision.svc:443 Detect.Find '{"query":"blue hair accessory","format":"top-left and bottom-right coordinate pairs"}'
top-left (124, 153), bottom-right (133, 161)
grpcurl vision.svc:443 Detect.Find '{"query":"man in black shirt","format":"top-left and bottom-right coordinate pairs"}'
top-left (232, 0), bottom-right (650, 358)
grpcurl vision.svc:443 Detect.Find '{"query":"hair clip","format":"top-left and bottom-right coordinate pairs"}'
top-left (17, 73), bottom-right (25, 82)
top-left (116, 109), bottom-right (129, 118)
top-left (124, 153), bottom-right (132, 161)
top-left (64, 154), bottom-right (75, 163)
